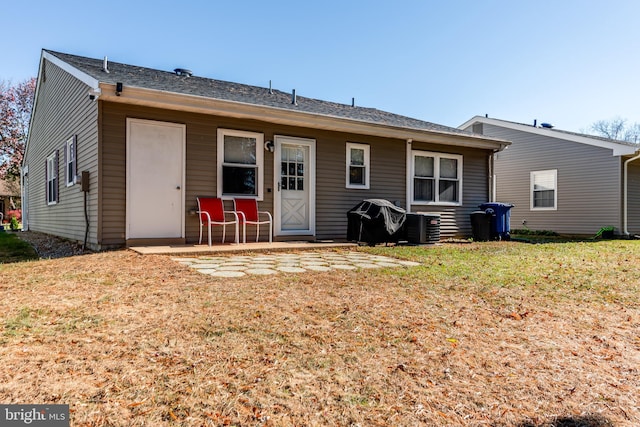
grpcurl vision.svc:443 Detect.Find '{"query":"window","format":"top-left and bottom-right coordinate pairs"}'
top-left (46, 151), bottom-right (59, 205)
top-left (281, 145), bottom-right (305, 191)
top-left (531, 169), bottom-right (557, 210)
top-left (217, 129), bottom-right (264, 199)
top-left (65, 135), bottom-right (77, 187)
top-left (411, 151), bottom-right (462, 205)
top-left (346, 142), bottom-right (370, 189)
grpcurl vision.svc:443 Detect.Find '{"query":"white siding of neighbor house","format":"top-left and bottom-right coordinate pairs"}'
top-left (24, 59), bottom-right (99, 246)
top-left (467, 123), bottom-right (623, 235)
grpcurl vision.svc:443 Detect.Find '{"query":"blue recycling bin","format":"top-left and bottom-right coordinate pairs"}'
top-left (479, 202), bottom-right (514, 240)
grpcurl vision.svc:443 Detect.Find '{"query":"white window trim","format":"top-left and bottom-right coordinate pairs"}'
top-left (217, 128), bottom-right (264, 200)
top-left (345, 142), bottom-right (370, 189)
top-left (410, 150), bottom-right (463, 206)
top-left (46, 151), bottom-right (58, 206)
top-left (530, 169), bottom-right (557, 211)
top-left (65, 135), bottom-right (77, 187)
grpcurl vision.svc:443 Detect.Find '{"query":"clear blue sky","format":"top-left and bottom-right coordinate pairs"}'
top-left (3, 0), bottom-right (640, 133)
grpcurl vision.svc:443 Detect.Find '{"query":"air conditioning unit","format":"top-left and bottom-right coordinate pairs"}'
top-left (406, 213), bottom-right (440, 244)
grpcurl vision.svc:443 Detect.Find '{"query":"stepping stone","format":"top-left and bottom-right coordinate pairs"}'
top-left (375, 262), bottom-right (403, 268)
top-left (217, 265), bottom-right (248, 271)
top-left (300, 260), bottom-right (329, 266)
top-left (276, 266), bottom-right (307, 273)
top-left (353, 263), bottom-right (382, 269)
top-left (245, 268), bottom-right (278, 275)
top-left (305, 265), bottom-right (332, 272)
top-left (196, 269), bottom-right (218, 275)
top-left (330, 264), bottom-right (357, 270)
top-left (369, 256), bottom-right (397, 262)
top-left (246, 263), bottom-right (275, 269)
top-left (208, 271), bottom-right (246, 278)
top-left (397, 260), bottom-right (421, 267)
top-left (192, 263), bottom-right (221, 269)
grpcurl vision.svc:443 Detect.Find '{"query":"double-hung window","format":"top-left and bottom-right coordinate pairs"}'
top-left (531, 169), bottom-right (557, 210)
top-left (346, 142), bottom-right (370, 189)
top-left (217, 129), bottom-right (264, 199)
top-left (46, 151), bottom-right (59, 205)
top-left (65, 135), bottom-right (77, 187)
top-left (412, 151), bottom-right (462, 205)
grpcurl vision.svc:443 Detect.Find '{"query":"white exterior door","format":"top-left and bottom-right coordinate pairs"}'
top-left (274, 136), bottom-right (315, 236)
top-left (126, 119), bottom-right (185, 240)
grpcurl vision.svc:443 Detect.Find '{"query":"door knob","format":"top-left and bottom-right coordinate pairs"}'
top-left (176, 186), bottom-right (181, 190)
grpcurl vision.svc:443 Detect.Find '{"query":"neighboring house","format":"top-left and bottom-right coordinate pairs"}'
top-left (459, 116), bottom-right (640, 236)
top-left (0, 179), bottom-right (20, 222)
top-left (22, 50), bottom-right (508, 250)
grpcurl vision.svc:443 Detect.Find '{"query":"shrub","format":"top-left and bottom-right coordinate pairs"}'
top-left (7, 209), bottom-right (21, 223)
top-left (9, 216), bottom-right (19, 231)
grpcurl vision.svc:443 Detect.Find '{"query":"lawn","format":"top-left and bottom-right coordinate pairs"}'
top-left (0, 231), bottom-right (38, 263)
top-left (0, 241), bottom-right (638, 426)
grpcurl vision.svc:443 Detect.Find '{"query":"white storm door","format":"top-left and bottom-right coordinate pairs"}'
top-left (126, 119), bottom-right (185, 239)
top-left (274, 136), bottom-right (316, 236)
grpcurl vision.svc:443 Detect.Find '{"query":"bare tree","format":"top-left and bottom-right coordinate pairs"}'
top-left (585, 116), bottom-right (640, 144)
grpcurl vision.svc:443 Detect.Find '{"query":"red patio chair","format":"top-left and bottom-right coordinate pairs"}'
top-left (196, 197), bottom-right (239, 245)
top-left (233, 198), bottom-right (273, 243)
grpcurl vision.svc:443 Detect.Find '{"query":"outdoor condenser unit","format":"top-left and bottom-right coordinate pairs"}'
top-left (406, 213), bottom-right (441, 244)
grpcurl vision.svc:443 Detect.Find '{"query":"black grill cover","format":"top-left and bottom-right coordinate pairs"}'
top-left (347, 199), bottom-right (406, 245)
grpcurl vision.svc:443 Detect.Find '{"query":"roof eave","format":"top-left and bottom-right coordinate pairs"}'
top-left (99, 84), bottom-right (508, 151)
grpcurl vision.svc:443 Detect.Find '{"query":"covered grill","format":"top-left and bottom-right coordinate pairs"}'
top-left (347, 199), bottom-right (406, 245)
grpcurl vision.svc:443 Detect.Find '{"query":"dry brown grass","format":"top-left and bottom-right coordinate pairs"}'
top-left (0, 241), bottom-right (638, 426)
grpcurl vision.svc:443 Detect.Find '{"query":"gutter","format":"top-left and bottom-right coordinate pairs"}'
top-left (623, 150), bottom-right (640, 236)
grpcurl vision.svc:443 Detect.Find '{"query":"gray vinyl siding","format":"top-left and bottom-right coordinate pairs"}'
top-left (626, 161), bottom-right (640, 235)
top-left (100, 104), bottom-right (236, 245)
top-left (478, 123), bottom-right (622, 235)
top-left (409, 142), bottom-right (491, 237)
top-left (23, 59), bottom-right (99, 246)
top-left (100, 103), bottom-right (488, 245)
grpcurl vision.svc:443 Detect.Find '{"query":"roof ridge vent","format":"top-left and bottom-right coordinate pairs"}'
top-left (174, 68), bottom-right (193, 77)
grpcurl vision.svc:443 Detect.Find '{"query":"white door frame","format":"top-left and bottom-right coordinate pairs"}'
top-left (126, 118), bottom-right (186, 240)
top-left (273, 135), bottom-right (316, 236)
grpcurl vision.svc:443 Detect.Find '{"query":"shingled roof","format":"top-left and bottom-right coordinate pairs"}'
top-left (45, 50), bottom-right (476, 138)
top-left (459, 116), bottom-right (638, 156)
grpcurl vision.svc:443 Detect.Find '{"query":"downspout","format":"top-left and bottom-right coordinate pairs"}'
top-left (489, 151), bottom-right (495, 202)
top-left (20, 166), bottom-right (28, 231)
top-left (405, 139), bottom-right (412, 212)
top-left (623, 150), bottom-right (640, 236)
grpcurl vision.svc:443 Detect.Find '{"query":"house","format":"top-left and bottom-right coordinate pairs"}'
top-left (0, 179), bottom-right (20, 223)
top-left (459, 116), bottom-right (640, 236)
top-left (22, 50), bottom-right (509, 250)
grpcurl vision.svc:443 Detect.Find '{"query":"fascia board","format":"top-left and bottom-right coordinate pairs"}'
top-left (99, 84), bottom-right (507, 151)
top-left (42, 51), bottom-right (100, 89)
top-left (461, 116), bottom-right (637, 156)
top-left (24, 51), bottom-right (100, 167)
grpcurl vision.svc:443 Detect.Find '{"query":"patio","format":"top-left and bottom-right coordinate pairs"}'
top-left (128, 240), bottom-right (358, 256)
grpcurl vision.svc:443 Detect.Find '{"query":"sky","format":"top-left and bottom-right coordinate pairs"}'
top-left (3, 0), bottom-right (640, 133)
